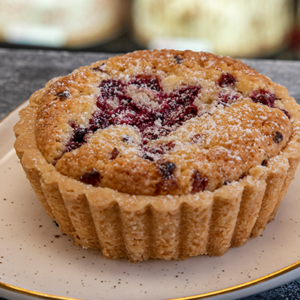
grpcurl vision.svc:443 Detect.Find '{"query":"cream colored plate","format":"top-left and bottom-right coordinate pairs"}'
top-left (1, 102), bottom-right (300, 300)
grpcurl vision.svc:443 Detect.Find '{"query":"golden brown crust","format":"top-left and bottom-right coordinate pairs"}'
top-left (14, 50), bottom-right (300, 261)
top-left (32, 50), bottom-right (293, 196)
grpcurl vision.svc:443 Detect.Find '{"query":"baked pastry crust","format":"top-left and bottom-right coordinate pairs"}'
top-left (14, 50), bottom-right (300, 261)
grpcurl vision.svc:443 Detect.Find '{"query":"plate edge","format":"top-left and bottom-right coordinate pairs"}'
top-left (1, 101), bottom-right (300, 300)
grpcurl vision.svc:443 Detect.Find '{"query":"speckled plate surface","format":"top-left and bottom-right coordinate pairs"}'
top-left (1, 102), bottom-right (300, 300)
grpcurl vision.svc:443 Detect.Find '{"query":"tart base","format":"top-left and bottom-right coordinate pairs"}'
top-left (14, 50), bottom-right (300, 262)
top-left (14, 97), bottom-right (300, 262)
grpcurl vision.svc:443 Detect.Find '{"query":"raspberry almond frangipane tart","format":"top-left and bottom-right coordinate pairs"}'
top-left (14, 50), bottom-right (300, 262)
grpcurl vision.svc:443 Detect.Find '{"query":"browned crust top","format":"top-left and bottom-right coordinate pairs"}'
top-left (25, 50), bottom-right (297, 195)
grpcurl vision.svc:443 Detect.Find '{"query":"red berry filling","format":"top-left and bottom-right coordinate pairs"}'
top-left (158, 161), bottom-right (176, 179)
top-left (250, 90), bottom-right (277, 108)
top-left (56, 90), bottom-right (71, 100)
top-left (261, 159), bottom-right (268, 166)
top-left (129, 75), bottom-right (162, 92)
top-left (191, 170), bottom-right (208, 193)
top-left (218, 73), bottom-right (236, 87)
top-left (279, 108), bottom-right (291, 119)
top-left (251, 90), bottom-right (291, 119)
top-left (217, 91), bottom-right (240, 105)
top-left (110, 148), bottom-right (120, 160)
top-left (66, 75), bottom-right (201, 153)
top-left (141, 141), bottom-right (176, 161)
top-left (122, 135), bottom-right (135, 143)
top-left (79, 169), bottom-right (101, 186)
top-left (91, 63), bottom-right (106, 72)
top-left (273, 131), bottom-right (283, 143)
top-left (174, 55), bottom-right (183, 64)
top-left (66, 124), bottom-right (88, 151)
top-left (191, 134), bottom-right (203, 144)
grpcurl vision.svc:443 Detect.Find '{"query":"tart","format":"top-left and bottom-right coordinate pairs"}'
top-left (14, 50), bottom-right (300, 262)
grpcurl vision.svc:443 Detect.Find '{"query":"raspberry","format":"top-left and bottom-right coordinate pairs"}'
top-left (191, 170), bottom-right (208, 193)
top-left (217, 91), bottom-right (239, 104)
top-left (66, 125), bottom-right (87, 151)
top-left (218, 73), bottom-right (236, 87)
top-left (174, 55), bottom-right (183, 64)
top-left (110, 148), bottom-right (120, 160)
top-left (251, 90), bottom-right (277, 108)
top-left (129, 75), bottom-right (162, 91)
top-left (66, 76), bottom-right (201, 153)
top-left (273, 131), bottom-right (283, 143)
top-left (158, 161), bottom-right (176, 179)
top-left (279, 108), bottom-right (291, 119)
top-left (56, 91), bottom-right (71, 100)
top-left (79, 169), bottom-right (101, 186)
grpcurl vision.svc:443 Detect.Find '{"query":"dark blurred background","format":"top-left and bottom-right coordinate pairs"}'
top-left (0, 0), bottom-right (300, 59)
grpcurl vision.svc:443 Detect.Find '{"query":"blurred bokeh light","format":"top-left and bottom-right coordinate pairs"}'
top-left (133, 0), bottom-right (294, 58)
top-left (0, 0), bottom-right (299, 59)
top-left (0, 0), bottom-right (129, 47)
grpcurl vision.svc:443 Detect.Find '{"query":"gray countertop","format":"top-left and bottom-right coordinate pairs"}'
top-left (1, 48), bottom-right (300, 300)
top-left (1, 49), bottom-right (300, 121)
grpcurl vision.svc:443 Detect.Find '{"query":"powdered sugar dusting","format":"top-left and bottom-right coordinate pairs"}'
top-left (37, 50), bottom-right (293, 196)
